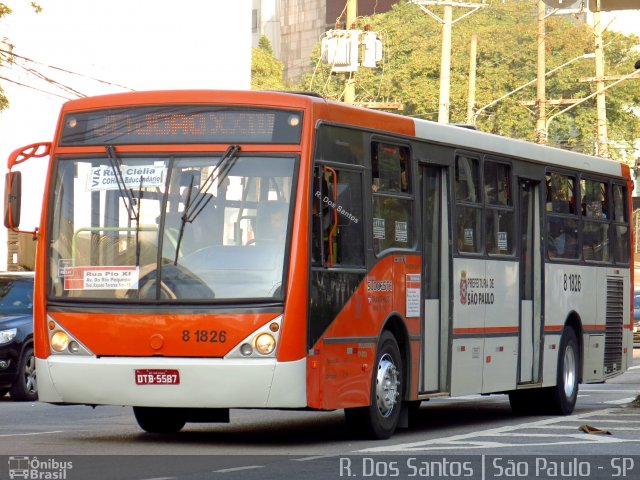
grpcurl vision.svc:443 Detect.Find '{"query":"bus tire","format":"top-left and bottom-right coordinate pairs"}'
top-left (344, 331), bottom-right (402, 440)
top-left (133, 407), bottom-right (186, 434)
top-left (545, 326), bottom-right (579, 415)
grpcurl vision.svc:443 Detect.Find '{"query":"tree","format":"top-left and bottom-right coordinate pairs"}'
top-left (0, 2), bottom-right (42, 110)
top-left (251, 36), bottom-right (285, 91)
top-left (297, 0), bottom-right (640, 161)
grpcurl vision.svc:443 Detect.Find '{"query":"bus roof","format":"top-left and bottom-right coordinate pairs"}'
top-left (59, 90), bottom-right (627, 179)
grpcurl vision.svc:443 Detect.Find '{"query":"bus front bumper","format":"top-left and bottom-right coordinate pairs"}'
top-left (36, 356), bottom-right (307, 408)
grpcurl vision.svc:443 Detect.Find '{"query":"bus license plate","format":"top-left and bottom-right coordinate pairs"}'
top-left (135, 369), bottom-right (180, 385)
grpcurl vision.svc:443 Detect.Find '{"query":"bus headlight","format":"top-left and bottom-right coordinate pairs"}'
top-left (224, 315), bottom-right (282, 359)
top-left (51, 331), bottom-right (70, 352)
top-left (254, 333), bottom-right (276, 355)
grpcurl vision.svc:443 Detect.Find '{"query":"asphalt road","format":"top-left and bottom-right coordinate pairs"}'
top-left (1, 349), bottom-right (638, 480)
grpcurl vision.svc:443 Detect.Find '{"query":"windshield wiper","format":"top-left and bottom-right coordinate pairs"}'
top-left (133, 175), bottom-right (144, 266)
top-left (173, 175), bottom-right (195, 266)
top-left (106, 146), bottom-right (145, 268)
top-left (186, 144), bottom-right (240, 222)
top-left (105, 145), bottom-right (138, 222)
top-left (173, 144), bottom-right (240, 264)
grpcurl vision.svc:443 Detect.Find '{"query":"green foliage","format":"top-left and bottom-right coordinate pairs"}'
top-left (251, 36), bottom-right (285, 91)
top-left (296, 0), bottom-right (640, 160)
top-left (0, 3), bottom-right (12, 110)
top-left (0, 2), bottom-right (42, 110)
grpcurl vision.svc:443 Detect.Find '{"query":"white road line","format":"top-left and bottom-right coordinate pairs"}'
top-left (604, 397), bottom-right (637, 404)
top-left (213, 466), bottom-right (264, 473)
top-left (550, 418), bottom-right (640, 423)
top-left (358, 408), bottom-right (640, 453)
top-left (140, 477), bottom-right (176, 480)
top-left (628, 365), bottom-right (640, 370)
top-left (580, 389), bottom-right (639, 393)
top-left (520, 425), bottom-right (640, 431)
top-left (293, 455), bottom-right (334, 462)
top-left (0, 431), bottom-right (66, 437)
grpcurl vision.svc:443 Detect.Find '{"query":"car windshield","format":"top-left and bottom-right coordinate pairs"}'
top-left (48, 154), bottom-right (296, 302)
top-left (0, 278), bottom-right (33, 315)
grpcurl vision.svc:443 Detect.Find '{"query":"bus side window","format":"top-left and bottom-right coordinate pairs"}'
top-left (581, 178), bottom-right (609, 262)
top-left (312, 166), bottom-right (364, 267)
top-left (455, 155), bottom-right (482, 254)
top-left (371, 143), bottom-right (413, 254)
top-left (612, 184), bottom-right (630, 264)
top-left (546, 172), bottom-right (579, 260)
top-left (484, 161), bottom-right (514, 256)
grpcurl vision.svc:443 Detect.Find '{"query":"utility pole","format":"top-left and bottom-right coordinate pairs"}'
top-left (466, 34), bottom-right (478, 125)
top-left (439, 5), bottom-right (453, 123)
top-left (412, 1), bottom-right (486, 124)
top-left (343, 0), bottom-right (357, 104)
top-left (535, 0), bottom-right (546, 144)
top-left (593, 2), bottom-right (608, 157)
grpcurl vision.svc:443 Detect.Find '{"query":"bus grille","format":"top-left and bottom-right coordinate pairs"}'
top-left (604, 276), bottom-right (624, 377)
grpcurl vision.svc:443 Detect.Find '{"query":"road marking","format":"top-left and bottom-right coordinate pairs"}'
top-left (580, 389), bottom-right (639, 393)
top-left (140, 477), bottom-right (176, 480)
top-left (293, 455), bottom-right (333, 462)
top-left (521, 425), bottom-right (640, 430)
top-left (358, 408), bottom-right (640, 453)
top-left (604, 397), bottom-right (637, 404)
top-left (628, 365), bottom-right (640, 370)
top-left (0, 431), bottom-right (66, 437)
top-left (213, 466), bottom-right (264, 473)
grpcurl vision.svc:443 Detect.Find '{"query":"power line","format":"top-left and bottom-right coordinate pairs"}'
top-left (0, 47), bottom-right (135, 92)
top-left (3, 58), bottom-right (87, 98)
top-left (0, 75), bottom-right (73, 100)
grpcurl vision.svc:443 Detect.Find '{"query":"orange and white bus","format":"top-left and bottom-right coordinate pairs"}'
top-left (4, 90), bottom-right (634, 439)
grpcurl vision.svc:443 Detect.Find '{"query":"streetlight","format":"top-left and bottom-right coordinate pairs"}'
top-left (472, 52), bottom-right (595, 125)
top-left (542, 67), bottom-right (640, 148)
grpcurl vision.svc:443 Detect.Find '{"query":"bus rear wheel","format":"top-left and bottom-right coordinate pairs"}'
top-left (344, 331), bottom-right (402, 440)
top-left (133, 407), bottom-right (187, 434)
top-left (545, 326), bottom-right (579, 415)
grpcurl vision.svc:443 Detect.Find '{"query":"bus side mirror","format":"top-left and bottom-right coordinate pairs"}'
top-left (4, 171), bottom-right (22, 229)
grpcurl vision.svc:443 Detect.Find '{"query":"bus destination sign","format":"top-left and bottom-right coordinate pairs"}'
top-left (60, 106), bottom-right (303, 146)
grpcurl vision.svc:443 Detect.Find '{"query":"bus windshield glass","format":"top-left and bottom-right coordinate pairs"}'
top-left (48, 153), bottom-right (296, 302)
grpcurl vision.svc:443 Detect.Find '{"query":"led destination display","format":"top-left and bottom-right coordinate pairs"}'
top-left (60, 106), bottom-right (303, 145)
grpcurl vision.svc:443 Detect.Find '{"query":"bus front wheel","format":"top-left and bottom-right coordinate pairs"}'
top-left (133, 407), bottom-right (186, 434)
top-left (344, 330), bottom-right (403, 440)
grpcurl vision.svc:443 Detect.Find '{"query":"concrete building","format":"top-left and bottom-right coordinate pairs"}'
top-left (253, 0), bottom-right (395, 83)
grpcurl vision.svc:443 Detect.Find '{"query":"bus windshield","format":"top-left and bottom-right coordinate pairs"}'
top-left (48, 153), bottom-right (296, 302)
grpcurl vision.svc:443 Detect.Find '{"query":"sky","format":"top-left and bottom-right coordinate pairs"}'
top-left (0, 0), bottom-right (251, 268)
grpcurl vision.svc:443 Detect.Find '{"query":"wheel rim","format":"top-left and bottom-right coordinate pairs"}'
top-left (563, 343), bottom-right (577, 399)
top-left (24, 354), bottom-right (37, 394)
top-left (375, 353), bottom-right (400, 418)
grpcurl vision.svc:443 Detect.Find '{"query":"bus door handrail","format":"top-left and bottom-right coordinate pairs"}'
top-left (324, 166), bottom-right (338, 267)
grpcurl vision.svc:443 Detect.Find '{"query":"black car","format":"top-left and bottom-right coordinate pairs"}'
top-left (0, 272), bottom-right (36, 401)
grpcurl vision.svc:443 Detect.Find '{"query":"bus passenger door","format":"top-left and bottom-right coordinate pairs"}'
top-left (420, 166), bottom-right (449, 392)
top-left (518, 179), bottom-right (542, 384)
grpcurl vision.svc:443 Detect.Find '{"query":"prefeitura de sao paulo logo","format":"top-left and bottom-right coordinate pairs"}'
top-left (459, 270), bottom-right (467, 305)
